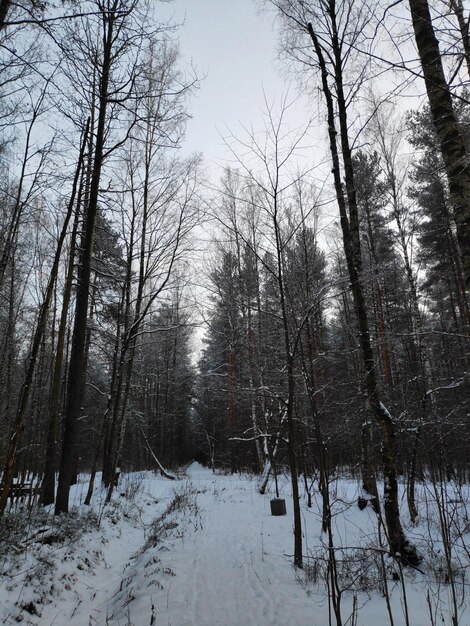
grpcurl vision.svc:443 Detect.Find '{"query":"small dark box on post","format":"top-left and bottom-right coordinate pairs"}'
top-left (270, 498), bottom-right (286, 516)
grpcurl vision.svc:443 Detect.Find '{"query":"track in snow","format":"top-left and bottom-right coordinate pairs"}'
top-left (147, 463), bottom-right (314, 626)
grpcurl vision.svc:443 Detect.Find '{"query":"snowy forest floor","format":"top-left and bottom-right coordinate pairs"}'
top-left (1, 463), bottom-right (470, 625)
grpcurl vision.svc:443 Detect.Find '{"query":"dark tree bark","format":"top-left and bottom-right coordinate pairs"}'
top-left (409, 0), bottom-right (470, 287)
top-left (41, 163), bottom-right (85, 506)
top-left (306, 18), bottom-right (418, 565)
top-left (0, 0), bottom-right (10, 31)
top-left (55, 5), bottom-right (117, 515)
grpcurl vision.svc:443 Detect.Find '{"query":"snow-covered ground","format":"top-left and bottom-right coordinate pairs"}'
top-left (1, 463), bottom-right (469, 625)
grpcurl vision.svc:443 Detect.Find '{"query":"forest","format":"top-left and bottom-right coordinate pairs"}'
top-left (0, 0), bottom-right (470, 625)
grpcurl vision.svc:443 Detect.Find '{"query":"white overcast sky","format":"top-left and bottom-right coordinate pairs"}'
top-left (159, 0), bottom-right (314, 169)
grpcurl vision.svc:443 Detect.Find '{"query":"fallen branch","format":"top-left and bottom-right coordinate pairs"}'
top-left (139, 426), bottom-right (176, 481)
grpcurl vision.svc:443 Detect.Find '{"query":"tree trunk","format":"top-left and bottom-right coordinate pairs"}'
top-left (274, 198), bottom-right (302, 567)
top-left (360, 418), bottom-right (380, 514)
top-left (307, 20), bottom-right (418, 564)
top-left (41, 144), bottom-right (87, 506)
top-left (55, 9), bottom-right (115, 514)
top-left (258, 409), bottom-right (285, 495)
top-left (409, 0), bottom-right (470, 287)
top-left (0, 0), bottom-right (10, 31)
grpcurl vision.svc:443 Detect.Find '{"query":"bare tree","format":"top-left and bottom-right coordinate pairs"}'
top-left (96, 40), bottom-right (200, 501)
top-left (55, 0), bottom-right (148, 515)
top-left (0, 119), bottom-right (89, 515)
top-left (215, 97), bottom-right (320, 568)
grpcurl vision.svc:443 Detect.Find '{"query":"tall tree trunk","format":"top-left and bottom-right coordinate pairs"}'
top-left (273, 199), bottom-right (302, 568)
top-left (55, 7), bottom-right (115, 514)
top-left (409, 0), bottom-right (470, 287)
top-left (307, 20), bottom-right (418, 564)
top-left (375, 128), bottom-right (433, 518)
top-left (41, 157), bottom-right (87, 506)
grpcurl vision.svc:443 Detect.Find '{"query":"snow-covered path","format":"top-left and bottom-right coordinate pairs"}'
top-left (154, 463), bottom-right (314, 626)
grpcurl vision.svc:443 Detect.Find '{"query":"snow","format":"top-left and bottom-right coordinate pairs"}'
top-left (378, 401), bottom-right (392, 419)
top-left (1, 464), bottom-right (470, 625)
